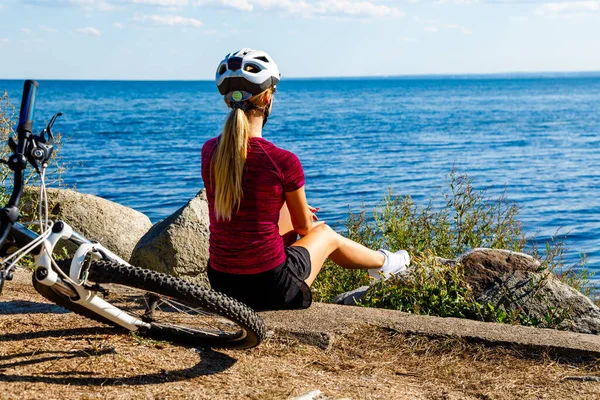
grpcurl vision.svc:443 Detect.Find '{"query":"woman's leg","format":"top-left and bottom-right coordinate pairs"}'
top-left (291, 224), bottom-right (384, 286)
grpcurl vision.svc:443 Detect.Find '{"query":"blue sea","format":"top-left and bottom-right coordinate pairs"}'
top-left (1, 76), bottom-right (600, 276)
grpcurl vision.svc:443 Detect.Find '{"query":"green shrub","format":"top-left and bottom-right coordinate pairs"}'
top-left (0, 90), bottom-right (65, 207)
top-left (360, 253), bottom-right (485, 319)
top-left (0, 90), bottom-right (65, 264)
top-left (373, 171), bottom-right (527, 259)
top-left (0, 91), bottom-right (16, 205)
top-left (312, 171), bottom-right (594, 328)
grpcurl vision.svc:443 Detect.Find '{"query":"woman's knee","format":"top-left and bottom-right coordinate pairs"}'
top-left (310, 223), bottom-right (341, 245)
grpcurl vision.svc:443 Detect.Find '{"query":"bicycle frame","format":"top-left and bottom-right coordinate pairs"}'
top-left (34, 221), bottom-right (150, 331)
top-left (0, 80), bottom-right (151, 332)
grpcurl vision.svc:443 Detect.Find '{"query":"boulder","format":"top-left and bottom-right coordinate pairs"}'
top-left (24, 187), bottom-right (152, 261)
top-left (477, 268), bottom-right (600, 334)
top-left (130, 190), bottom-right (210, 286)
top-left (457, 248), bottom-right (542, 298)
top-left (443, 248), bottom-right (600, 334)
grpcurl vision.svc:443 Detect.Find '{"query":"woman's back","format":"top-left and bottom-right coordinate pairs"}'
top-left (201, 136), bottom-right (304, 274)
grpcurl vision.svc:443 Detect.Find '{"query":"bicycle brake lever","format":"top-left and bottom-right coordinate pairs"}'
top-left (42, 112), bottom-right (62, 144)
top-left (27, 114), bottom-right (62, 171)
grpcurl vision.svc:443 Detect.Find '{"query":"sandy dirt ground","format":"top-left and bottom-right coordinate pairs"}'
top-left (1, 270), bottom-right (600, 400)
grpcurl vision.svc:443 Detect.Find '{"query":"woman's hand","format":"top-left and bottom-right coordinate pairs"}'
top-left (308, 205), bottom-right (320, 221)
top-left (285, 187), bottom-right (321, 236)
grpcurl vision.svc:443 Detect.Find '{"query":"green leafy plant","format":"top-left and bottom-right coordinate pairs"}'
top-left (360, 253), bottom-right (485, 319)
top-left (312, 170), bottom-right (594, 330)
top-left (0, 91), bottom-right (16, 205)
top-left (0, 90), bottom-right (67, 264)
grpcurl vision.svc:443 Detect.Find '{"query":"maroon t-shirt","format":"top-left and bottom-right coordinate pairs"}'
top-left (201, 136), bottom-right (305, 274)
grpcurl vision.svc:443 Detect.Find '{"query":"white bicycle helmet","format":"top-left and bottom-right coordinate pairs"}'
top-left (215, 48), bottom-right (280, 101)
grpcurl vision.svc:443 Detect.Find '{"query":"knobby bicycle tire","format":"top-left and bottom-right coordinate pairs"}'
top-left (33, 259), bottom-right (266, 349)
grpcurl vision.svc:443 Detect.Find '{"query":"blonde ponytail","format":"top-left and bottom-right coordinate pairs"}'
top-left (211, 87), bottom-right (274, 221)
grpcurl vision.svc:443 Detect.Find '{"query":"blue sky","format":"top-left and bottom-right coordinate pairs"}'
top-left (0, 0), bottom-right (599, 79)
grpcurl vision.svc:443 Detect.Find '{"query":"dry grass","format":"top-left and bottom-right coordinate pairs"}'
top-left (1, 270), bottom-right (600, 400)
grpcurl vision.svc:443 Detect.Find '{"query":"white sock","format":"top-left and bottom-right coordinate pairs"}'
top-left (368, 249), bottom-right (410, 281)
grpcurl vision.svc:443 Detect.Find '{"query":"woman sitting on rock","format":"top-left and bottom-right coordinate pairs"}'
top-left (202, 48), bottom-right (410, 310)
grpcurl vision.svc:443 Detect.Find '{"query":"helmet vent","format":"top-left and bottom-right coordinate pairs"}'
top-left (254, 56), bottom-right (269, 63)
top-left (244, 63), bottom-right (261, 74)
top-left (218, 64), bottom-right (227, 75)
top-left (227, 57), bottom-right (243, 71)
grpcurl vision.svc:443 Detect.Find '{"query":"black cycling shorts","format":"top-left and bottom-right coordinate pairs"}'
top-left (207, 246), bottom-right (313, 311)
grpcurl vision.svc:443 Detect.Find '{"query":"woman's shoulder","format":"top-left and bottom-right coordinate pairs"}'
top-left (202, 136), bottom-right (220, 154)
top-left (251, 137), bottom-right (298, 159)
top-left (250, 138), bottom-right (303, 177)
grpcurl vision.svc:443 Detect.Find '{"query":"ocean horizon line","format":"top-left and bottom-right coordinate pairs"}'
top-left (1, 70), bottom-right (600, 83)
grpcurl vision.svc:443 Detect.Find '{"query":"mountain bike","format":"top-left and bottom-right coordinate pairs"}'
top-left (0, 80), bottom-right (266, 349)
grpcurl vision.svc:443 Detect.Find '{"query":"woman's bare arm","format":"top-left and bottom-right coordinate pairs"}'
top-left (284, 186), bottom-right (315, 236)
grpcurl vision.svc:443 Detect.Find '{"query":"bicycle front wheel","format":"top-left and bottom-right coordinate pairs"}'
top-left (36, 259), bottom-right (266, 349)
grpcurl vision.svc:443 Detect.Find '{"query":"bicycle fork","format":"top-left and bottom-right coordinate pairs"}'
top-left (34, 220), bottom-right (151, 331)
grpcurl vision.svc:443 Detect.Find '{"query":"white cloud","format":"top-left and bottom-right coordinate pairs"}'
top-left (436, 0), bottom-right (478, 3)
top-left (0, 38), bottom-right (8, 43)
top-left (74, 0), bottom-right (116, 10)
top-left (194, 0), bottom-right (404, 18)
top-left (24, 0), bottom-right (403, 18)
top-left (134, 15), bottom-right (204, 26)
top-left (413, 16), bottom-right (438, 24)
top-left (112, 22), bottom-right (126, 28)
top-left (76, 26), bottom-right (102, 35)
top-left (415, 16), bottom-right (471, 35)
top-left (21, 28), bottom-right (32, 34)
top-left (40, 25), bottom-right (58, 33)
top-left (24, 0), bottom-right (116, 11)
top-left (204, 0), bottom-right (253, 11)
top-left (446, 23), bottom-right (472, 34)
top-left (535, 1), bottom-right (600, 17)
top-left (509, 15), bottom-right (528, 22)
top-left (130, 0), bottom-right (190, 6)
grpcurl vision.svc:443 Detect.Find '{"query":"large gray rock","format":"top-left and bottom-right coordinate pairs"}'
top-left (457, 248), bottom-right (541, 298)
top-left (24, 187), bottom-right (152, 261)
top-left (454, 248), bottom-right (600, 334)
top-left (130, 190), bottom-right (210, 286)
top-left (479, 269), bottom-right (600, 334)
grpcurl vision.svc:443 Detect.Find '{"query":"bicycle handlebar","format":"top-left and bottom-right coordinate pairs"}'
top-left (0, 80), bottom-right (40, 248)
top-left (17, 80), bottom-right (38, 138)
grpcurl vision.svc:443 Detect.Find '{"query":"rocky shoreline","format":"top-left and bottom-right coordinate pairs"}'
top-left (31, 188), bottom-right (600, 335)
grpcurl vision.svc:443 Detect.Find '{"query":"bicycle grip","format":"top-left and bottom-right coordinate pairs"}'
top-left (17, 80), bottom-right (39, 135)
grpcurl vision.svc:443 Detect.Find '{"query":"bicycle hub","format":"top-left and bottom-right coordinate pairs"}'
top-left (35, 267), bottom-right (48, 281)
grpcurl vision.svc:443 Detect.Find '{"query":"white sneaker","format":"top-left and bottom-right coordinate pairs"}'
top-left (368, 249), bottom-right (410, 282)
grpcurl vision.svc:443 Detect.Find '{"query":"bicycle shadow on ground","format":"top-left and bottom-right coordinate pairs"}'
top-left (0, 300), bottom-right (68, 314)
top-left (0, 327), bottom-right (237, 385)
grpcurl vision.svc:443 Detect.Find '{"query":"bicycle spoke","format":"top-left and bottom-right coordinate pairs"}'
top-left (97, 283), bottom-right (241, 337)
top-left (152, 298), bottom-right (238, 332)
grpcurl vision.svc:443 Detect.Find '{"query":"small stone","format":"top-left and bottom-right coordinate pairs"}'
top-left (290, 390), bottom-right (325, 400)
top-left (332, 285), bottom-right (370, 305)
